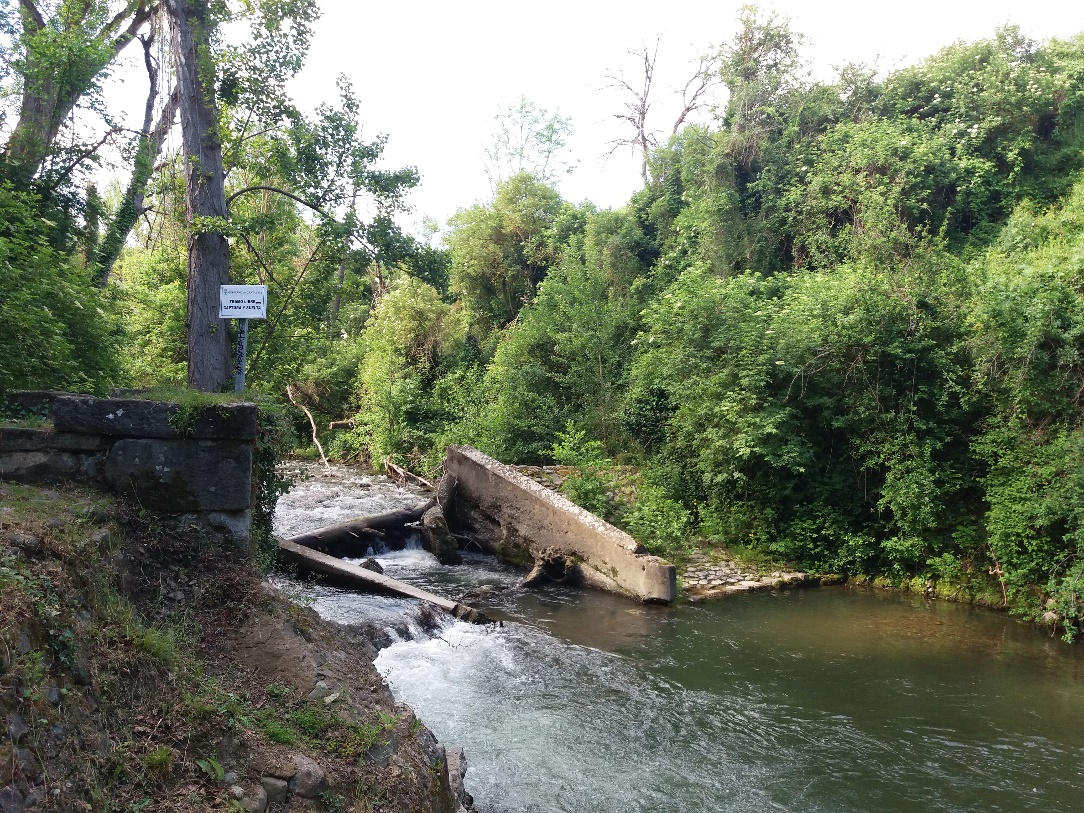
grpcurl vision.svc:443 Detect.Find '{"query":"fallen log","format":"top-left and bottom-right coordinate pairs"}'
top-left (277, 540), bottom-right (490, 624)
top-left (384, 458), bottom-right (434, 490)
top-left (286, 501), bottom-right (434, 557)
top-left (328, 419), bottom-right (355, 430)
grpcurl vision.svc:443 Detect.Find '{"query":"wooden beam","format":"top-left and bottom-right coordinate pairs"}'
top-left (277, 539), bottom-right (490, 625)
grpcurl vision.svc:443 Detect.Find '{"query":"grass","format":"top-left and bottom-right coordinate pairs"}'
top-left (129, 625), bottom-right (183, 669)
top-left (142, 746), bottom-right (174, 776)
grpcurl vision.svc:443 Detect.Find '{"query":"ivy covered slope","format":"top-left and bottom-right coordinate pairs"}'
top-left (0, 481), bottom-right (459, 812)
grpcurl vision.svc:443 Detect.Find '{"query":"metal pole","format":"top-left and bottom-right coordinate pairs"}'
top-left (234, 318), bottom-right (248, 393)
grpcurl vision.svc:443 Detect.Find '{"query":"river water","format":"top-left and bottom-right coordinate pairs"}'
top-left (274, 465), bottom-right (1084, 813)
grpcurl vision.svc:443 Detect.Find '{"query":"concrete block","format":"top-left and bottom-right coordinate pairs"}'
top-left (52, 397), bottom-right (258, 441)
top-left (0, 428), bottom-right (108, 453)
top-left (1, 390), bottom-right (80, 415)
top-left (445, 445), bottom-right (676, 603)
top-left (104, 438), bottom-right (252, 512)
top-left (0, 450), bottom-right (82, 483)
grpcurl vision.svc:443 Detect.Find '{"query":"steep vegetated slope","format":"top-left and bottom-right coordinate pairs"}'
top-left (0, 481), bottom-right (461, 812)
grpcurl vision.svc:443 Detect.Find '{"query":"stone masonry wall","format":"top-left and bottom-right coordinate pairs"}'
top-left (0, 391), bottom-right (256, 545)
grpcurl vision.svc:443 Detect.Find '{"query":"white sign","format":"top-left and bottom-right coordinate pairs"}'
top-left (219, 285), bottom-right (267, 319)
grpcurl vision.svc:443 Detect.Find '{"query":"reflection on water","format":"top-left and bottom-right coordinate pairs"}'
top-left (274, 464), bottom-right (1084, 813)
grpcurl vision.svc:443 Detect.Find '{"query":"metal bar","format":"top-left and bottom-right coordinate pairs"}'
top-left (234, 318), bottom-right (248, 393)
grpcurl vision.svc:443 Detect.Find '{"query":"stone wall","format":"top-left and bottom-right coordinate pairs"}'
top-left (445, 445), bottom-right (676, 603)
top-left (0, 391), bottom-right (256, 545)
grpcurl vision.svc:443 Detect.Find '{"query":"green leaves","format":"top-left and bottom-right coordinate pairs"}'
top-left (447, 173), bottom-right (568, 341)
top-left (0, 182), bottom-right (120, 394)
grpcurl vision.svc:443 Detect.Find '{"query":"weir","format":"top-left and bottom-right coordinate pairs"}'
top-left (445, 445), bottom-right (677, 603)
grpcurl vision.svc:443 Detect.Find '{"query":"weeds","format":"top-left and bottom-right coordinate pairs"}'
top-left (129, 625), bottom-right (182, 668)
top-left (195, 755), bottom-right (225, 782)
top-left (142, 746), bottom-right (174, 777)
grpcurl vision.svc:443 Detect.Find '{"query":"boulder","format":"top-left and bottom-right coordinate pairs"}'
top-left (422, 506), bottom-right (462, 565)
top-left (259, 776), bottom-right (288, 804)
top-left (287, 754), bottom-right (328, 799)
top-left (0, 785), bottom-right (25, 813)
top-left (360, 558), bottom-right (384, 574)
top-left (5, 714), bottom-right (28, 744)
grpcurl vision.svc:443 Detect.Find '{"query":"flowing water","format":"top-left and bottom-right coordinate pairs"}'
top-left (275, 465), bottom-right (1084, 813)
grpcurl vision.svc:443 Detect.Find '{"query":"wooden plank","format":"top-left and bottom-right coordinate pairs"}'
top-left (277, 539), bottom-right (490, 625)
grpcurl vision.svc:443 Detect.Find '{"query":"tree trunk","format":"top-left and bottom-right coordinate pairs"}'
top-left (96, 24), bottom-right (179, 285)
top-left (2, 2), bottom-right (155, 186)
top-left (166, 0), bottom-right (230, 391)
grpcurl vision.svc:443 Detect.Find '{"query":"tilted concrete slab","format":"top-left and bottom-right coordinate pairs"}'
top-left (445, 445), bottom-right (676, 603)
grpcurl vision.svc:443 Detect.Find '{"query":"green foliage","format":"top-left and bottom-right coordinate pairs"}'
top-left (551, 421), bottom-right (606, 467)
top-left (625, 483), bottom-right (692, 562)
top-left (447, 173), bottom-right (568, 342)
top-left (0, 182), bottom-right (120, 394)
top-left (113, 245), bottom-right (188, 388)
top-left (194, 756), bottom-right (225, 782)
top-left (349, 275), bottom-right (467, 466)
top-left (251, 400), bottom-right (297, 566)
top-left (550, 422), bottom-right (611, 515)
top-left (1044, 556), bottom-right (1084, 641)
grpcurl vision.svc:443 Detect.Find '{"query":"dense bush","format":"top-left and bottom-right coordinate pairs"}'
top-left (0, 183), bottom-right (120, 395)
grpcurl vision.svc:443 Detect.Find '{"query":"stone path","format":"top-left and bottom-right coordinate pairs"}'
top-left (681, 551), bottom-right (816, 600)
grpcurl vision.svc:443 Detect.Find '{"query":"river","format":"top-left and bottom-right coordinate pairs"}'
top-left (274, 464), bottom-right (1084, 813)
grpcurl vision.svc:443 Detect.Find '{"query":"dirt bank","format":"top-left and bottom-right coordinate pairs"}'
top-left (0, 481), bottom-right (471, 813)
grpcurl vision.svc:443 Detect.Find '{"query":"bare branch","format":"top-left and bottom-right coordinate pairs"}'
top-left (239, 231), bottom-right (280, 287)
top-left (672, 55), bottom-right (715, 136)
top-left (226, 185), bottom-right (333, 220)
top-left (605, 40), bottom-right (659, 186)
top-left (287, 385), bottom-right (330, 470)
top-left (110, 1), bottom-right (156, 62)
top-left (44, 127), bottom-right (119, 191)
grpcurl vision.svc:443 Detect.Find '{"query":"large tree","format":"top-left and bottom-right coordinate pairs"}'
top-left (165, 0), bottom-right (229, 390)
top-left (447, 172), bottom-right (568, 343)
top-left (482, 97), bottom-right (574, 192)
top-left (1, 0), bottom-right (157, 185)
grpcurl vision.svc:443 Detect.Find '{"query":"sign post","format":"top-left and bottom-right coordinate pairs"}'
top-left (219, 285), bottom-right (267, 393)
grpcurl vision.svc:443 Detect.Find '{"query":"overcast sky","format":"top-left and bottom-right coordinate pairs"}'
top-left (101, 0), bottom-right (1084, 241)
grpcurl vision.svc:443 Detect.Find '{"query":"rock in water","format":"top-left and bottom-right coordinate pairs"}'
top-left (422, 505), bottom-right (462, 565)
top-left (360, 558), bottom-right (384, 574)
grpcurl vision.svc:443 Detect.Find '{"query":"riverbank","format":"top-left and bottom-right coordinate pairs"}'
top-left (0, 480), bottom-right (468, 812)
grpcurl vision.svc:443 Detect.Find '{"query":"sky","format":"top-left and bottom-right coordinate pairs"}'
top-left (101, 0), bottom-right (1084, 241)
